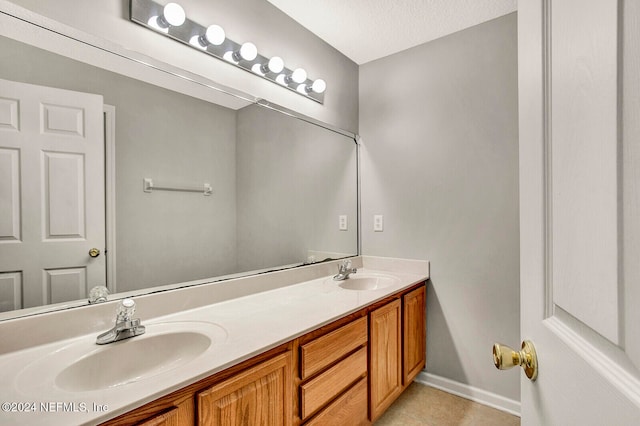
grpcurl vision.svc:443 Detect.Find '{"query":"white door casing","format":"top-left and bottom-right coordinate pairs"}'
top-left (519, 0), bottom-right (640, 424)
top-left (0, 78), bottom-right (105, 311)
top-left (104, 104), bottom-right (117, 292)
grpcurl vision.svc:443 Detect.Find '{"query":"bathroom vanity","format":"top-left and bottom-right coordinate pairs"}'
top-left (101, 282), bottom-right (425, 426)
top-left (0, 257), bottom-right (428, 426)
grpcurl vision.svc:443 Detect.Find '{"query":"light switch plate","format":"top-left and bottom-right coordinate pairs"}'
top-left (374, 215), bottom-right (384, 232)
top-left (339, 215), bottom-right (348, 231)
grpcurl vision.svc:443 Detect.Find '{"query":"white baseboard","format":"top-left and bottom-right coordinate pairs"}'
top-left (415, 371), bottom-right (521, 417)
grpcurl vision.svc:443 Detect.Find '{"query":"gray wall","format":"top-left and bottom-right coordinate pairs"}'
top-left (1, 37), bottom-right (239, 292)
top-left (3, 0), bottom-right (359, 132)
top-left (359, 13), bottom-right (520, 401)
top-left (236, 105), bottom-right (357, 272)
top-left (113, 76), bottom-right (238, 291)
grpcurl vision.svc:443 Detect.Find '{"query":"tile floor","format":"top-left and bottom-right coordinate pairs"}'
top-left (374, 383), bottom-right (521, 426)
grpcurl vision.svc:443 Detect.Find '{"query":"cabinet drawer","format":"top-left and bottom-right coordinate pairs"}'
top-left (300, 316), bottom-right (367, 380)
top-left (304, 377), bottom-right (368, 426)
top-left (300, 346), bottom-right (367, 420)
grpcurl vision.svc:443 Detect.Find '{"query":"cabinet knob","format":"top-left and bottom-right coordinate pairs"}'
top-left (492, 340), bottom-right (538, 381)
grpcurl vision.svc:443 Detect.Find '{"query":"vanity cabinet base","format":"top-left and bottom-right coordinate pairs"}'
top-left (100, 282), bottom-right (426, 426)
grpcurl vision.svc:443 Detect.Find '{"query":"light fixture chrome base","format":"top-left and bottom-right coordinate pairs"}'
top-left (130, 0), bottom-right (325, 104)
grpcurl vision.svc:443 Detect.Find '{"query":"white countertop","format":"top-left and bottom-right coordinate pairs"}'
top-left (0, 257), bottom-right (428, 425)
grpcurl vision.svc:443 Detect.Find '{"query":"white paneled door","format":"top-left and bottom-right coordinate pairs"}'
top-left (518, 0), bottom-right (640, 424)
top-left (0, 78), bottom-right (105, 312)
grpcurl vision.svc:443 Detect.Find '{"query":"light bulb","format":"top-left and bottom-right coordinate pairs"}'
top-left (275, 74), bottom-right (287, 85)
top-left (189, 35), bottom-right (205, 49)
top-left (148, 16), bottom-right (169, 33)
top-left (311, 79), bottom-right (326, 94)
top-left (191, 24), bottom-right (226, 49)
top-left (232, 42), bottom-right (258, 62)
top-left (297, 84), bottom-right (307, 94)
top-left (267, 56), bottom-right (284, 73)
top-left (239, 42), bottom-right (257, 61)
top-left (291, 68), bottom-right (307, 84)
top-left (260, 56), bottom-right (284, 74)
top-left (162, 3), bottom-right (186, 27)
top-left (205, 25), bottom-right (225, 45)
top-left (251, 64), bottom-right (264, 75)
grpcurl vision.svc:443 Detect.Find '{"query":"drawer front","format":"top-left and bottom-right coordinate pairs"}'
top-left (300, 316), bottom-right (367, 380)
top-left (304, 377), bottom-right (368, 426)
top-left (300, 346), bottom-right (367, 420)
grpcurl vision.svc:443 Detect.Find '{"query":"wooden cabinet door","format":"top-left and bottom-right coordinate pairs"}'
top-left (137, 407), bottom-right (179, 426)
top-left (197, 352), bottom-right (292, 426)
top-left (369, 299), bottom-right (402, 421)
top-left (403, 285), bottom-right (426, 384)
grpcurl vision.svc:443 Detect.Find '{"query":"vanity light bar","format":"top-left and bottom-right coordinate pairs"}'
top-left (130, 0), bottom-right (326, 104)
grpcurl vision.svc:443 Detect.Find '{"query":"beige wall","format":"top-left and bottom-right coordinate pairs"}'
top-left (360, 13), bottom-right (520, 401)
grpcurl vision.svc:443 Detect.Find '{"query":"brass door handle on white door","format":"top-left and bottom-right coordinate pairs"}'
top-left (89, 248), bottom-right (101, 258)
top-left (493, 340), bottom-right (538, 381)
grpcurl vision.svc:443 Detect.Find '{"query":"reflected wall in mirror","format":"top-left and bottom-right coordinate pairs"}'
top-left (0, 31), bottom-right (358, 319)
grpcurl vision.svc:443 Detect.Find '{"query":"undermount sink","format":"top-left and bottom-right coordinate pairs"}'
top-left (17, 321), bottom-right (227, 394)
top-left (337, 273), bottom-right (401, 291)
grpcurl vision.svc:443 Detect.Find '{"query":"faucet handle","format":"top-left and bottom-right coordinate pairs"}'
top-left (340, 259), bottom-right (352, 271)
top-left (88, 285), bottom-right (109, 304)
top-left (116, 298), bottom-right (136, 322)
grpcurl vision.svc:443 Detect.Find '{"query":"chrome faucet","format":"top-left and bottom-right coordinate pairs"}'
top-left (333, 259), bottom-right (357, 281)
top-left (96, 298), bottom-right (146, 345)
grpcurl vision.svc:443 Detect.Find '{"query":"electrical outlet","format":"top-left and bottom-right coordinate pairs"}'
top-left (339, 215), bottom-right (348, 231)
top-left (374, 215), bottom-right (384, 232)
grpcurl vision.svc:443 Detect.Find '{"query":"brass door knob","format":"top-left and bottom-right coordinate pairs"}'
top-left (89, 248), bottom-right (101, 258)
top-left (493, 340), bottom-right (538, 381)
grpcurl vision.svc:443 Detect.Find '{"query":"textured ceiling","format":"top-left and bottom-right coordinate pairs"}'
top-left (265, 0), bottom-right (517, 65)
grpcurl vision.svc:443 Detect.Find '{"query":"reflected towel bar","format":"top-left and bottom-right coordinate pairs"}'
top-left (143, 178), bottom-right (212, 195)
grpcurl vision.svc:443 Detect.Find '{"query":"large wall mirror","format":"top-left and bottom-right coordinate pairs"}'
top-left (0, 11), bottom-right (358, 320)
